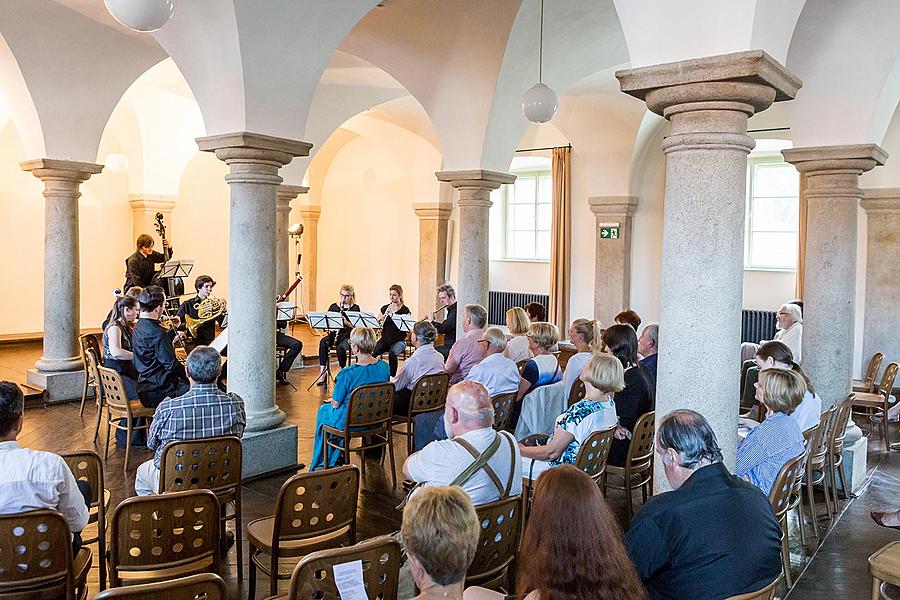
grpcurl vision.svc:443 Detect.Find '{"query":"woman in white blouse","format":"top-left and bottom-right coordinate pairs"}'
top-left (504, 307), bottom-right (532, 363)
top-left (562, 318), bottom-right (602, 402)
top-left (749, 340), bottom-right (821, 431)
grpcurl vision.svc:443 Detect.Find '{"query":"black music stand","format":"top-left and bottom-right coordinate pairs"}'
top-left (306, 311), bottom-right (344, 391)
top-left (159, 259), bottom-right (193, 311)
top-left (390, 314), bottom-right (416, 332)
top-left (344, 311), bottom-right (381, 329)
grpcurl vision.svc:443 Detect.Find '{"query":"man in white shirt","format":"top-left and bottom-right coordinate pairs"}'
top-left (771, 303), bottom-right (802, 363)
top-left (392, 320), bottom-right (446, 416)
top-left (403, 381), bottom-right (522, 505)
top-left (0, 381), bottom-right (89, 549)
top-left (466, 327), bottom-right (520, 396)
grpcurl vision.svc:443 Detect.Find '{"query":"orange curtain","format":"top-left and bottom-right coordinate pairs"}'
top-left (795, 173), bottom-right (807, 299)
top-left (549, 146), bottom-right (571, 334)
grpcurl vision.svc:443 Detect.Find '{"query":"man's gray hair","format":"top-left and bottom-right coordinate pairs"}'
top-left (642, 323), bottom-right (659, 348)
top-left (780, 303), bottom-right (802, 324)
top-left (481, 327), bottom-right (507, 352)
top-left (657, 409), bottom-right (723, 469)
top-left (186, 346), bottom-right (222, 384)
top-left (464, 304), bottom-right (487, 329)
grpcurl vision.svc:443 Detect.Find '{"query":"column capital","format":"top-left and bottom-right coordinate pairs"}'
top-left (588, 196), bottom-right (639, 219)
top-left (781, 144), bottom-right (888, 174)
top-left (21, 158), bottom-right (103, 183)
top-left (197, 132), bottom-right (312, 185)
top-left (861, 188), bottom-right (900, 213)
top-left (297, 204), bottom-right (322, 221)
top-left (128, 194), bottom-right (177, 212)
top-left (435, 169), bottom-right (516, 190)
top-left (413, 201), bottom-right (453, 220)
top-left (276, 185), bottom-right (308, 213)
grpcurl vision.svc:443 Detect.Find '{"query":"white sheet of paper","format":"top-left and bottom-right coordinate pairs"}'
top-left (333, 560), bottom-right (368, 600)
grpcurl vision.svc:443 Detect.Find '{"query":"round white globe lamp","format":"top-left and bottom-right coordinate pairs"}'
top-left (522, 82), bottom-right (558, 124)
top-left (104, 0), bottom-right (175, 33)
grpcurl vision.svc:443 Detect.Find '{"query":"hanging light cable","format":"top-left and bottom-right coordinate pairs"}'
top-left (521, 0), bottom-right (558, 124)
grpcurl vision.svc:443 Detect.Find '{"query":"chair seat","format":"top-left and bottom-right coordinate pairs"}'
top-left (247, 516), bottom-right (351, 566)
top-left (115, 556), bottom-right (216, 584)
top-left (74, 546), bottom-right (92, 583)
top-left (855, 392), bottom-right (888, 407)
top-left (870, 541), bottom-right (900, 585)
top-left (109, 400), bottom-right (156, 419)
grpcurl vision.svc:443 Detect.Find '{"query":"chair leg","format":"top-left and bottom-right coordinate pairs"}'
top-left (837, 460), bottom-right (849, 505)
top-left (270, 553), bottom-right (278, 597)
top-left (104, 410), bottom-right (112, 460)
top-left (124, 419), bottom-right (133, 473)
top-left (388, 431), bottom-right (397, 489)
top-left (98, 521), bottom-right (106, 590)
top-left (806, 478), bottom-right (819, 541)
top-left (93, 398), bottom-right (103, 443)
top-left (235, 498), bottom-right (243, 581)
top-left (625, 480), bottom-right (634, 523)
top-left (248, 546), bottom-right (257, 600)
top-left (79, 371), bottom-right (89, 417)
top-left (781, 518), bottom-right (793, 589)
top-left (796, 499), bottom-right (807, 547)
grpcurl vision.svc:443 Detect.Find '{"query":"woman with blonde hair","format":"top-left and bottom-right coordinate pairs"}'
top-left (401, 486), bottom-right (480, 600)
top-left (562, 318), bottom-right (602, 403)
top-left (504, 307), bottom-right (532, 363)
top-left (309, 327), bottom-right (390, 470)
top-left (515, 322), bottom-right (562, 405)
top-left (374, 284), bottom-right (412, 376)
top-left (316, 284), bottom-right (360, 381)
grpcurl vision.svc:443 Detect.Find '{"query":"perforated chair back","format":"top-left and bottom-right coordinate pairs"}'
top-left (60, 450), bottom-right (108, 590)
top-left (159, 436), bottom-right (243, 497)
top-left (96, 366), bottom-right (133, 414)
top-left (573, 427), bottom-right (616, 483)
top-left (109, 489), bottom-right (220, 587)
top-left (0, 510), bottom-right (79, 600)
top-left (863, 353), bottom-right (886, 392)
top-left (725, 576), bottom-right (780, 600)
top-left (769, 452), bottom-right (805, 519)
top-left (346, 383), bottom-right (395, 428)
top-left (93, 573), bottom-right (227, 600)
top-left (408, 372), bottom-right (449, 415)
top-left (465, 496), bottom-right (522, 590)
top-left (567, 378), bottom-right (587, 408)
top-left (626, 411), bottom-right (656, 472)
top-left (286, 536), bottom-right (402, 600)
top-left (491, 392), bottom-right (517, 431)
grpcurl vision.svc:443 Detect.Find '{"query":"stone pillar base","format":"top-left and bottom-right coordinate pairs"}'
top-left (842, 434), bottom-right (868, 493)
top-left (241, 423), bottom-right (300, 479)
top-left (26, 368), bottom-right (85, 403)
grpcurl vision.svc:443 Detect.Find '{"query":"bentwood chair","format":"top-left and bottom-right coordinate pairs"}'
top-left (61, 450), bottom-right (110, 591)
top-left (855, 352), bottom-right (886, 394)
top-left (322, 382), bottom-right (396, 489)
top-left (465, 496), bottom-right (522, 591)
top-left (828, 394), bottom-right (857, 516)
top-left (725, 576), bottom-right (781, 600)
top-left (108, 489), bottom-right (220, 587)
top-left (566, 378), bottom-right (587, 408)
top-left (769, 451), bottom-right (806, 589)
top-left (574, 427), bottom-right (616, 487)
top-left (804, 406), bottom-right (836, 541)
top-left (791, 425), bottom-right (818, 547)
top-left (83, 349), bottom-right (105, 442)
top-left (93, 573), bottom-right (227, 600)
top-left (246, 465), bottom-right (359, 599)
top-left (281, 536), bottom-right (402, 600)
top-left (604, 411), bottom-right (655, 522)
top-left (854, 363), bottom-right (899, 447)
top-left (79, 333), bottom-right (102, 417)
top-left (390, 372), bottom-right (449, 456)
top-left (98, 366), bottom-right (155, 472)
top-left (0, 509), bottom-right (92, 600)
top-left (869, 542), bottom-right (900, 600)
top-left (491, 392), bottom-right (517, 432)
top-left (159, 436), bottom-right (244, 580)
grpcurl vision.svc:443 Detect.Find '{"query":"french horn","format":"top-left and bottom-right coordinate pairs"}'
top-left (185, 296), bottom-right (227, 337)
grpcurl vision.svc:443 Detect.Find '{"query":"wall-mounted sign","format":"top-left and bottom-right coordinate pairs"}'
top-left (599, 225), bottom-right (620, 240)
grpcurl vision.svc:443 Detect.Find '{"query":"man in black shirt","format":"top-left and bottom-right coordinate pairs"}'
top-left (625, 409), bottom-right (782, 600)
top-left (131, 286), bottom-right (189, 408)
top-left (124, 234), bottom-right (171, 289)
top-left (426, 283), bottom-right (457, 358)
top-left (177, 275), bottom-right (226, 347)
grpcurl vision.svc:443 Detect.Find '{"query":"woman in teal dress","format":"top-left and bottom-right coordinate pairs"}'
top-left (310, 326), bottom-right (391, 470)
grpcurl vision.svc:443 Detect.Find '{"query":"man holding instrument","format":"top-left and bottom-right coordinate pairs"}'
top-left (132, 285), bottom-right (189, 408)
top-left (124, 233), bottom-right (171, 289)
top-left (426, 283), bottom-right (457, 358)
top-left (177, 275), bottom-right (226, 347)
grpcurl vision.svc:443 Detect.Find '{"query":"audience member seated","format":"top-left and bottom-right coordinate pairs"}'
top-left (625, 410), bottom-right (781, 600)
top-left (562, 318), bottom-right (602, 402)
top-left (740, 301), bottom-right (803, 364)
top-left (638, 323), bottom-right (658, 385)
top-left (310, 327), bottom-right (391, 470)
top-left (603, 324), bottom-right (655, 467)
top-left (101, 285), bottom-right (142, 331)
top-left (466, 465), bottom-right (646, 600)
top-left (524, 301), bottom-right (546, 324)
top-left (392, 320), bottom-right (445, 416)
top-left (135, 346), bottom-right (246, 496)
top-left (402, 486), bottom-right (480, 600)
top-left (403, 381), bottom-right (522, 505)
top-left (735, 368), bottom-right (806, 495)
top-left (131, 285), bottom-right (189, 408)
top-left (465, 327), bottom-right (521, 397)
top-left (103, 295), bottom-right (141, 399)
top-left (503, 307), bottom-right (532, 363)
top-left (750, 341), bottom-right (821, 431)
top-left (516, 322), bottom-right (562, 403)
top-left (519, 353), bottom-right (623, 480)
top-left (445, 304), bottom-right (488, 384)
top-left (0, 381), bottom-right (90, 552)
top-left (615, 308), bottom-right (642, 331)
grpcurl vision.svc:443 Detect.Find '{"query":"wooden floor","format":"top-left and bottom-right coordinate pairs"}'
top-left (1, 340), bottom-right (896, 599)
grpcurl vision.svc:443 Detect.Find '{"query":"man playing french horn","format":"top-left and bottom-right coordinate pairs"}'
top-left (177, 275), bottom-right (227, 347)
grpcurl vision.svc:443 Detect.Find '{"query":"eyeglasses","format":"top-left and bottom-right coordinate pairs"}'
top-left (477, 339), bottom-right (489, 345)
top-left (340, 293), bottom-right (352, 298)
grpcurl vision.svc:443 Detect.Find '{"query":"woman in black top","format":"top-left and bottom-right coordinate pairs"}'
top-left (603, 324), bottom-right (655, 467)
top-left (103, 296), bottom-right (141, 399)
top-left (317, 284), bottom-right (360, 381)
top-left (373, 284), bottom-right (411, 376)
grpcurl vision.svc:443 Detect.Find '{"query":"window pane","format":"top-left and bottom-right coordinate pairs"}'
top-left (751, 196), bottom-right (798, 232)
top-left (753, 163), bottom-right (798, 197)
top-left (750, 231), bottom-right (797, 269)
top-left (509, 202), bottom-right (535, 230)
top-left (536, 231), bottom-right (551, 260)
top-left (537, 203), bottom-right (552, 229)
top-left (539, 175), bottom-right (552, 204)
top-left (507, 231), bottom-right (535, 259)
top-left (512, 176), bottom-right (536, 204)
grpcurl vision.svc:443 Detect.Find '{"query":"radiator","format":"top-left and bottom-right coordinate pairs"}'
top-left (742, 309), bottom-right (777, 344)
top-left (488, 291), bottom-right (550, 326)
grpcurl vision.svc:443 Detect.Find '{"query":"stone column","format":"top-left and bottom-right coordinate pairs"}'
top-left (275, 185), bottom-right (307, 297)
top-left (588, 196), bottom-right (639, 326)
top-left (197, 132), bottom-right (311, 477)
top-left (617, 51), bottom-right (801, 481)
top-left (435, 170), bottom-right (515, 338)
top-left (414, 202), bottom-right (453, 318)
top-left (296, 204), bottom-right (321, 312)
top-left (128, 194), bottom-right (176, 248)
top-left (861, 188), bottom-right (900, 381)
top-left (21, 159), bottom-right (104, 402)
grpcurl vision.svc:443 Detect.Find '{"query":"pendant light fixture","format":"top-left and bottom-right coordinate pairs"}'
top-left (105, 0), bottom-right (176, 33)
top-left (521, 0), bottom-right (558, 124)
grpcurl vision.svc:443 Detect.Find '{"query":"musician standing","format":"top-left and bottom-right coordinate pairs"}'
top-left (124, 234), bottom-right (171, 289)
top-left (131, 285), bottom-right (189, 408)
top-left (373, 284), bottom-right (411, 376)
top-left (426, 283), bottom-right (457, 358)
top-left (316, 284), bottom-right (360, 384)
top-left (177, 275), bottom-right (225, 347)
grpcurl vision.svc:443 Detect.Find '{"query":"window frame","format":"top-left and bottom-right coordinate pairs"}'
top-left (496, 167), bottom-right (553, 263)
top-left (744, 154), bottom-right (799, 272)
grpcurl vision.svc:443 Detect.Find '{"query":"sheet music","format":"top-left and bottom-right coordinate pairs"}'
top-left (209, 328), bottom-right (228, 353)
top-left (308, 311), bottom-right (344, 330)
top-left (276, 302), bottom-right (296, 322)
top-left (332, 560), bottom-right (367, 600)
top-left (390, 313), bottom-right (416, 332)
top-left (344, 311), bottom-right (381, 329)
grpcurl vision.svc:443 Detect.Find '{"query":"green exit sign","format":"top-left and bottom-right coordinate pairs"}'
top-left (599, 226), bottom-right (620, 240)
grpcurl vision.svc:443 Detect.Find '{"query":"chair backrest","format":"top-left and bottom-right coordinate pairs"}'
top-left (84, 348), bottom-right (102, 392)
top-left (567, 378), bottom-right (587, 408)
top-left (491, 392), bottom-right (517, 431)
top-left (346, 382), bottom-right (395, 428)
top-left (830, 393), bottom-right (857, 451)
top-left (273, 466), bottom-right (360, 549)
top-left (810, 405), bottom-right (836, 461)
top-left (878, 362), bottom-right (899, 398)
top-left (864, 352), bottom-right (886, 391)
top-left (286, 536), bottom-right (402, 600)
top-left (626, 411), bottom-right (656, 471)
top-left (80, 333), bottom-right (102, 369)
top-left (93, 573), bottom-right (228, 600)
top-left (158, 436), bottom-right (243, 497)
top-left (60, 450), bottom-right (104, 510)
top-left (466, 495), bottom-right (522, 588)
top-left (768, 452), bottom-right (805, 519)
top-left (0, 510), bottom-right (75, 600)
top-left (516, 359), bottom-right (529, 374)
top-left (725, 575), bottom-right (780, 600)
top-left (97, 365), bottom-right (133, 413)
top-left (408, 372), bottom-right (449, 416)
top-left (573, 427), bottom-right (616, 482)
top-left (109, 489), bottom-right (220, 586)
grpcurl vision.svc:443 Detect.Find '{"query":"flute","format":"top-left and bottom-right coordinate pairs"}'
top-left (425, 301), bottom-right (456, 319)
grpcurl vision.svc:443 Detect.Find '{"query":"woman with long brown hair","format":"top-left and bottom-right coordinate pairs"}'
top-left (465, 465), bottom-right (646, 600)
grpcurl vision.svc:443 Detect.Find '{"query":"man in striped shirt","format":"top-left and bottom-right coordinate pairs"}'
top-left (135, 346), bottom-right (245, 496)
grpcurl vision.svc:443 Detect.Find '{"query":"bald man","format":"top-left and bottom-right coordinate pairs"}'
top-left (403, 381), bottom-right (521, 505)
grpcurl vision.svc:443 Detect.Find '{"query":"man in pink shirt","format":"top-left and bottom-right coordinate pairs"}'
top-left (445, 304), bottom-right (487, 384)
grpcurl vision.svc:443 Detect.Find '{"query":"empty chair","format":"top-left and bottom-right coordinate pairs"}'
top-left (79, 333), bottom-right (102, 417)
top-left (491, 392), bottom-right (517, 432)
top-left (465, 496), bottom-right (522, 591)
top-left (853, 352), bottom-right (885, 394)
top-left (390, 372), bottom-right (449, 456)
top-left (804, 405), bottom-right (836, 540)
top-left (60, 450), bottom-right (109, 591)
top-left (768, 451), bottom-right (806, 589)
top-left (93, 573), bottom-right (227, 600)
top-left (98, 365), bottom-right (154, 472)
top-left (604, 411), bottom-right (655, 521)
top-left (83, 349), bottom-right (105, 443)
top-left (853, 363), bottom-right (899, 447)
top-left (828, 394), bottom-right (857, 516)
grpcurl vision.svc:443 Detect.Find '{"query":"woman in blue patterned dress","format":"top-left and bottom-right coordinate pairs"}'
top-left (519, 353), bottom-right (624, 480)
top-left (309, 327), bottom-right (391, 471)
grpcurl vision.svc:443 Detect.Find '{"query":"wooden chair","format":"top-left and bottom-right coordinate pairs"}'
top-left (491, 392), bottom-right (517, 432)
top-left (604, 411), bottom-right (655, 522)
top-left (725, 576), bottom-right (780, 600)
top-left (246, 465), bottom-right (360, 599)
top-left (574, 427), bottom-right (616, 486)
top-left (804, 406), bottom-right (836, 541)
top-left (516, 359), bottom-right (529, 374)
top-left (322, 382), bottom-right (396, 488)
top-left (0, 509), bottom-right (92, 600)
top-left (390, 372), bottom-right (449, 456)
top-left (159, 436), bottom-right (243, 580)
top-left (93, 573), bottom-right (227, 600)
top-left (282, 536), bottom-right (402, 600)
top-left (870, 541), bottom-right (900, 600)
top-left (108, 489), bottom-right (220, 587)
top-left (566, 378), bottom-right (587, 408)
top-left (828, 394), bottom-right (857, 516)
top-left (60, 450), bottom-right (109, 591)
top-left (98, 366), bottom-right (154, 472)
top-left (790, 425), bottom-right (818, 548)
top-left (465, 496), bottom-right (522, 591)
top-left (84, 349), bottom-right (106, 443)
top-left (854, 352), bottom-right (886, 394)
top-left (854, 363), bottom-right (899, 447)
top-left (79, 333), bottom-right (102, 417)
top-left (768, 451), bottom-right (806, 589)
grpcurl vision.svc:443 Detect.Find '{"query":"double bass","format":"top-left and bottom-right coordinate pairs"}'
top-left (153, 212), bottom-right (185, 297)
